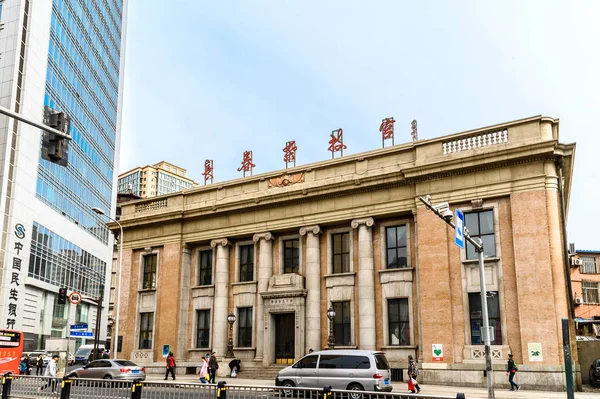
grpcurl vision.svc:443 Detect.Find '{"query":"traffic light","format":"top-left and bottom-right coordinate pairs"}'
top-left (41, 107), bottom-right (70, 166)
top-left (58, 287), bottom-right (67, 305)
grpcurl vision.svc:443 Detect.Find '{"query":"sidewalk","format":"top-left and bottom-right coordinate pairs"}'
top-left (147, 374), bottom-right (600, 398)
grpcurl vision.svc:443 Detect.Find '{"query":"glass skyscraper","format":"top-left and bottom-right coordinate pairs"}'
top-left (0, 0), bottom-right (127, 351)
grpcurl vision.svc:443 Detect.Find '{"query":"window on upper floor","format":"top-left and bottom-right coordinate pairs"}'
top-left (332, 233), bottom-right (350, 274)
top-left (465, 210), bottom-right (496, 260)
top-left (239, 245), bottom-right (254, 282)
top-left (583, 281), bottom-right (600, 303)
top-left (198, 250), bottom-right (212, 286)
top-left (283, 239), bottom-right (299, 274)
top-left (142, 254), bottom-right (157, 289)
top-left (386, 225), bottom-right (407, 268)
top-left (581, 257), bottom-right (598, 274)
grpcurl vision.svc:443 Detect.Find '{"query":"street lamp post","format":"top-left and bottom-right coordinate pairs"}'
top-left (418, 195), bottom-right (495, 399)
top-left (92, 207), bottom-right (123, 359)
top-left (227, 312), bottom-right (236, 357)
top-left (327, 305), bottom-right (336, 349)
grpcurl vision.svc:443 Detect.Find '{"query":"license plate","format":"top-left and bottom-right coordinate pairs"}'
top-left (131, 370), bottom-right (140, 374)
top-left (384, 379), bottom-right (389, 385)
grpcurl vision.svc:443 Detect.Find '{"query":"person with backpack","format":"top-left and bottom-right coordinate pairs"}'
top-left (208, 352), bottom-right (218, 384)
top-left (506, 354), bottom-right (521, 391)
top-left (407, 355), bottom-right (421, 394)
top-left (19, 356), bottom-right (29, 375)
top-left (165, 351), bottom-right (176, 380)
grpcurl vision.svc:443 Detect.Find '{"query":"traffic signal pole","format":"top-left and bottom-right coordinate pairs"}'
top-left (418, 196), bottom-right (495, 399)
top-left (0, 105), bottom-right (72, 139)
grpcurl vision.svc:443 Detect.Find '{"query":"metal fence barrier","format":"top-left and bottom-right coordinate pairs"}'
top-left (1, 374), bottom-right (473, 399)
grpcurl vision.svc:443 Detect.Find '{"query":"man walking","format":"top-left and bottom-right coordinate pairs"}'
top-left (165, 351), bottom-right (176, 380)
top-left (506, 354), bottom-right (521, 391)
top-left (407, 355), bottom-right (421, 394)
top-left (38, 355), bottom-right (59, 394)
top-left (208, 352), bottom-right (218, 384)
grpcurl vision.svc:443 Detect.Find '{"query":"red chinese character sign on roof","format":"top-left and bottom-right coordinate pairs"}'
top-left (380, 117), bottom-right (395, 147)
top-left (237, 150), bottom-right (255, 177)
top-left (411, 119), bottom-right (418, 141)
top-left (283, 141), bottom-right (297, 168)
top-left (328, 128), bottom-right (347, 159)
top-left (202, 159), bottom-right (214, 185)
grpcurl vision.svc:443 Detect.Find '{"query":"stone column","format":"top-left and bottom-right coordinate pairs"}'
top-left (210, 238), bottom-right (231, 357)
top-left (176, 245), bottom-right (192, 362)
top-left (253, 232), bottom-right (273, 364)
top-left (351, 217), bottom-right (376, 350)
top-left (300, 225), bottom-right (321, 353)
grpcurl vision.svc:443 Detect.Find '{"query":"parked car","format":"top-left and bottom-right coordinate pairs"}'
top-left (74, 344), bottom-right (105, 364)
top-left (275, 350), bottom-right (392, 398)
top-left (590, 359), bottom-right (600, 387)
top-left (68, 359), bottom-right (146, 381)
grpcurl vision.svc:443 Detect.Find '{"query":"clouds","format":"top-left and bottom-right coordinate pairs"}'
top-left (120, 0), bottom-right (599, 248)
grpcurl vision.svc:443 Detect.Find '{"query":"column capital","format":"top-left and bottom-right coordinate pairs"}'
top-left (299, 225), bottom-right (321, 236)
top-left (351, 217), bottom-right (375, 229)
top-left (182, 244), bottom-right (192, 254)
top-left (253, 232), bottom-right (274, 243)
top-left (210, 238), bottom-right (231, 248)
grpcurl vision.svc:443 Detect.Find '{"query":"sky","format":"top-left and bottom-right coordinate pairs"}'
top-left (119, 0), bottom-right (599, 249)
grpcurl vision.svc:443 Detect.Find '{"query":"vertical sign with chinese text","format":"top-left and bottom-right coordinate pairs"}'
top-left (4, 223), bottom-right (27, 330)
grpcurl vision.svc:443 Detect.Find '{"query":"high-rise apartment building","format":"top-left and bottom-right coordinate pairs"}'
top-left (118, 161), bottom-right (198, 198)
top-left (0, 0), bottom-right (127, 351)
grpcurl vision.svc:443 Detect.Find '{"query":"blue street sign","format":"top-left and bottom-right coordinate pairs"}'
top-left (70, 324), bottom-right (88, 330)
top-left (69, 331), bottom-right (93, 337)
top-left (454, 209), bottom-right (465, 249)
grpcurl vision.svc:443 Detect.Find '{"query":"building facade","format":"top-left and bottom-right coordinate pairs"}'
top-left (571, 250), bottom-right (600, 336)
top-left (114, 116), bottom-right (575, 389)
top-left (0, 0), bottom-right (128, 351)
top-left (117, 161), bottom-right (198, 198)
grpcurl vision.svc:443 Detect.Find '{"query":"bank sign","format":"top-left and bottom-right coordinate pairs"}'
top-left (4, 223), bottom-right (28, 331)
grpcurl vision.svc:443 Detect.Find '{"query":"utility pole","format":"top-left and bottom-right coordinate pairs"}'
top-left (92, 291), bottom-right (104, 360)
top-left (419, 195), bottom-right (495, 399)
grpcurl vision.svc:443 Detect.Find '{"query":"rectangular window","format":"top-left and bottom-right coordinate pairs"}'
top-left (138, 312), bottom-right (154, 349)
top-left (581, 257), bottom-right (598, 274)
top-left (198, 250), bottom-right (213, 286)
top-left (283, 239), bottom-right (300, 274)
top-left (388, 298), bottom-right (410, 345)
top-left (468, 292), bottom-right (502, 345)
top-left (465, 210), bottom-right (496, 260)
top-left (237, 307), bottom-right (252, 347)
top-left (142, 254), bottom-right (157, 289)
top-left (239, 245), bottom-right (254, 282)
top-left (196, 310), bottom-right (210, 348)
top-left (386, 226), bottom-right (407, 268)
top-left (333, 301), bottom-right (351, 346)
top-left (583, 281), bottom-right (600, 303)
top-left (332, 233), bottom-right (350, 274)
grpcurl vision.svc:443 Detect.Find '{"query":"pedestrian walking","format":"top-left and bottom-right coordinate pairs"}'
top-left (36, 354), bottom-right (44, 375)
top-left (165, 351), bottom-right (176, 380)
top-left (38, 355), bottom-right (59, 394)
top-left (199, 353), bottom-right (210, 383)
top-left (208, 352), bottom-right (218, 384)
top-left (506, 354), bottom-right (521, 391)
top-left (407, 355), bottom-right (421, 394)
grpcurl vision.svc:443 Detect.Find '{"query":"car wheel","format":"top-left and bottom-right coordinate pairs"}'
top-left (347, 383), bottom-right (364, 399)
top-left (281, 380), bottom-right (295, 397)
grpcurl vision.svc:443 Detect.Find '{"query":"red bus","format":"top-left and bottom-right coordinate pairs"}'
top-left (0, 330), bottom-right (24, 374)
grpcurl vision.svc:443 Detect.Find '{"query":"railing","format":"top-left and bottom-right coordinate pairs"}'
top-left (442, 129), bottom-right (508, 155)
top-left (134, 199), bottom-right (168, 213)
top-left (1, 375), bottom-right (476, 399)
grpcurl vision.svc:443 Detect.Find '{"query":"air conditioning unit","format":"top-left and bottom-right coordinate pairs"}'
top-left (571, 258), bottom-right (583, 267)
top-left (575, 298), bottom-right (583, 305)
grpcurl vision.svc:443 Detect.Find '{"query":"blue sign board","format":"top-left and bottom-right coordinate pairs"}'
top-left (70, 324), bottom-right (88, 330)
top-left (454, 209), bottom-right (465, 249)
top-left (69, 331), bottom-right (93, 337)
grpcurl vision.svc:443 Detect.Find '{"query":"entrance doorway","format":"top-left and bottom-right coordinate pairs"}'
top-left (274, 313), bottom-right (295, 364)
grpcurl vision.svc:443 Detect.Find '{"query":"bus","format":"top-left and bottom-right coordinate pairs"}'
top-left (0, 329), bottom-right (24, 374)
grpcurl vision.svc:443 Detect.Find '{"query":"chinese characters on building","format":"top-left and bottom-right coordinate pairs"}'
top-left (237, 150), bottom-right (255, 177)
top-left (328, 128), bottom-right (347, 159)
top-left (6, 223), bottom-right (26, 330)
top-left (283, 141), bottom-right (297, 168)
top-left (380, 117), bottom-right (395, 147)
top-left (411, 119), bottom-right (418, 141)
top-left (202, 159), bottom-right (214, 185)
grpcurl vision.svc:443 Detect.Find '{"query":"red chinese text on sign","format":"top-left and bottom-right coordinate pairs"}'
top-left (238, 150), bottom-right (255, 176)
top-left (283, 141), bottom-right (297, 168)
top-left (202, 159), bottom-right (214, 184)
top-left (328, 128), bottom-right (347, 158)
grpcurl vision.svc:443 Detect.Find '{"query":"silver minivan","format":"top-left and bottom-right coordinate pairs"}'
top-left (275, 350), bottom-right (393, 397)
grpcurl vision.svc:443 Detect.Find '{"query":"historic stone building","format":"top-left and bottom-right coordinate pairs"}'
top-left (112, 116), bottom-right (575, 389)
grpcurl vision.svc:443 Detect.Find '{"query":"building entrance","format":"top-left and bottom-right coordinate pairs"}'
top-left (274, 313), bottom-right (295, 364)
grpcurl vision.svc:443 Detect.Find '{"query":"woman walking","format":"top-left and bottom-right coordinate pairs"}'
top-left (199, 353), bottom-right (210, 383)
top-left (506, 354), bottom-right (521, 391)
top-left (407, 355), bottom-right (421, 394)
